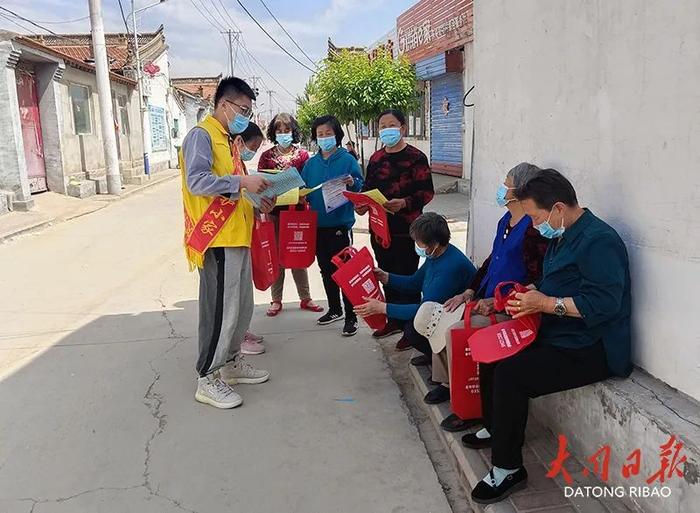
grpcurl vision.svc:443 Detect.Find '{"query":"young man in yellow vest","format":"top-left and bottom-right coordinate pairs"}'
top-left (180, 77), bottom-right (276, 409)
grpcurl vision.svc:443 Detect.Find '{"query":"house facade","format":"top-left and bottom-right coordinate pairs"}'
top-left (0, 31), bottom-right (143, 212)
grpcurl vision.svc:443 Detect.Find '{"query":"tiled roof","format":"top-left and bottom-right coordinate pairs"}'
top-left (15, 35), bottom-right (136, 86)
top-left (172, 75), bottom-right (221, 102)
top-left (26, 26), bottom-right (165, 73)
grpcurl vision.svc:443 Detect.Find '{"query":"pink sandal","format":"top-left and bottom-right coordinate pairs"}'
top-left (267, 301), bottom-right (283, 317)
top-left (300, 299), bottom-right (324, 313)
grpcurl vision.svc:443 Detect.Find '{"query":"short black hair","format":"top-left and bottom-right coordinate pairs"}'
top-left (377, 108), bottom-right (406, 125)
top-left (311, 115), bottom-right (344, 146)
top-left (267, 113), bottom-right (301, 143)
top-left (238, 122), bottom-right (263, 143)
top-left (214, 76), bottom-right (256, 107)
top-left (409, 212), bottom-right (451, 246)
top-left (514, 168), bottom-right (578, 209)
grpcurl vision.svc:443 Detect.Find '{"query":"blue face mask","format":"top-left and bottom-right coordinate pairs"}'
top-left (240, 144), bottom-right (256, 162)
top-left (535, 207), bottom-right (565, 239)
top-left (276, 133), bottom-right (293, 148)
top-left (228, 112), bottom-right (250, 135)
top-left (496, 183), bottom-right (515, 207)
top-left (415, 244), bottom-right (435, 259)
top-left (317, 136), bottom-right (337, 153)
top-left (379, 127), bottom-right (402, 148)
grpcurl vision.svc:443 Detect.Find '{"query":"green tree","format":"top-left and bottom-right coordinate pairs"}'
top-left (296, 49), bottom-right (418, 167)
top-left (295, 78), bottom-right (325, 145)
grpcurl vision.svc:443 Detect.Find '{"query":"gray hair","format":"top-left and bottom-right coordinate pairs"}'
top-left (507, 162), bottom-right (542, 189)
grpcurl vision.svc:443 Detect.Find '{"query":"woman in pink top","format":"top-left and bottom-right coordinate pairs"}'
top-left (258, 113), bottom-right (324, 317)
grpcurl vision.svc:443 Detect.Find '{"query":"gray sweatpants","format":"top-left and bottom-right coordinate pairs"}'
top-left (196, 247), bottom-right (254, 377)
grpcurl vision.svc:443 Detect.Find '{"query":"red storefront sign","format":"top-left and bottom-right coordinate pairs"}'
top-left (397, 0), bottom-right (474, 63)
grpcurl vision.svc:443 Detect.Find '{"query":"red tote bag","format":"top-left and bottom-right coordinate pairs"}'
top-left (450, 303), bottom-right (498, 420)
top-left (343, 191), bottom-right (391, 249)
top-left (278, 205), bottom-right (317, 269)
top-left (331, 246), bottom-right (386, 330)
top-left (468, 282), bottom-right (541, 364)
top-left (250, 216), bottom-right (280, 291)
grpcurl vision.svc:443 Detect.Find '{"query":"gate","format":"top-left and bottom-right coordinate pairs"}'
top-left (16, 69), bottom-right (48, 193)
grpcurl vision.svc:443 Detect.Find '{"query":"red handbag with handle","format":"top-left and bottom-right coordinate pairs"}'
top-left (331, 246), bottom-right (386, 329)
top-left (250, 216), bottom-right (280, 291)
top-left (467, 281), bottom-right (541, 363)
top-left (450, 302), bottom-right (498, 420)
top-left (278, 204), bottom-right (317, 269)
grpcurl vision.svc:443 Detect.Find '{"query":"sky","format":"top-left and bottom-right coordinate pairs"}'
top-left (0, 0), bottom-right (412, 113)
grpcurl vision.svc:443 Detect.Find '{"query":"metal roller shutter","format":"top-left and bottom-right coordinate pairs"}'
top-left (430, 73), bottom-right (463, 176)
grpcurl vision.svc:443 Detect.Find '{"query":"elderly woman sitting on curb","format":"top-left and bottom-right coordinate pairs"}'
top-left (354, 213), bottom-right (477, 354)
top-left (461, 168), bottom-right (632, 505)
top-left (416, 162), bottom-right (548, 423)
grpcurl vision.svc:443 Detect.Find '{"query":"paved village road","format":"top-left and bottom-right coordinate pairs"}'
top-left (0, 178), bottom-right (453, 513)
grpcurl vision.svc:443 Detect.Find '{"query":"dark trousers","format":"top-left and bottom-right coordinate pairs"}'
top-left (480, 341), bottom-right (610, 469)
top-left (316, 226), bottom-right (356, 320)
top-left (371, 234), bottom-right (421, 323)
top-left (404, 322), bottom-right (431, 355)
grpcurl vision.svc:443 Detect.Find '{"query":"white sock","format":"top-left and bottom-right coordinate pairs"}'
top-left (476, 428), bottom-right (491, 439)
top-left (482, 466), bottom-right (519, 487)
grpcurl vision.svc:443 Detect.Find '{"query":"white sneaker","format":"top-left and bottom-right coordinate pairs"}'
top-left (220, 356), bottom-right (270, 385)
top-left (194, 374), bottom-right (243, 409)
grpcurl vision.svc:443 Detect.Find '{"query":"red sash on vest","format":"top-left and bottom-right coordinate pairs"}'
top-left (184, 196), bottom-right (238, 256)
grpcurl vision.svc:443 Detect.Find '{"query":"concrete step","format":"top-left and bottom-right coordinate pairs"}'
top-left (408, 362), bottom-right (637, 513)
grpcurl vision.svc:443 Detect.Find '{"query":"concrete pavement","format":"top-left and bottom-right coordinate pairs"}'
top-left (0, 178), bottom-right (461, 513)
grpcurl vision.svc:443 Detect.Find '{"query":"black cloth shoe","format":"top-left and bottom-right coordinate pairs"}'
top-left (395, 336), bottom-right (412, 351)
top-left (461, 431), bottom-right (492, 449)
top-left (471, 467), bottom-right (528, 504)
top-left (424, 385), bottom-right (450, 405)
top-left (428, 377), bottom-right (441, 386)
top-left (441, 413), bottom-right (482, 433)
top-left (410, 354), bottom-right (431, 367)
top-left (342, 318), bottom-right (358, 337)
top-left (372, 320), bottom-right (403, 339)
top-left (318, 311), bottom-right (344, 325)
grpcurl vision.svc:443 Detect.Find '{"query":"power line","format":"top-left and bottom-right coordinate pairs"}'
top-left (257, 0), bottom-right (316, 68)
top-left (0, 6), bottom-right (88, 45)
top-left (31, 15), bottom-right (90, 24)
top-left (238, 42), bottom-right (297, 98)
top-left (187, 0), bottom-right (298, 101)
top-left (234, 0), bottom-right (316, 73)
top-left (0, 12), bottom-right (37, 34)
top-left (116, 0), bottom-right (131, 35)
top-left (216, 0), bottom-right (243, 32)
top-left (188, 0), bottom-right (227, 32)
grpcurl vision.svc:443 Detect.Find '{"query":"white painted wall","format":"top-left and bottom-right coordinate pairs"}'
top-left (470, 0), bottom-right (700, 400)
top-left (143, 51), bottom-right (171, 172)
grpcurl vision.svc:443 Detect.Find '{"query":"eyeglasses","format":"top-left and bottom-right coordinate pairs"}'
top-left (225, 100), bottom-right (254, 119)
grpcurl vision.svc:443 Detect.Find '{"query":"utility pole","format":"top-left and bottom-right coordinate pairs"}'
top-left (132, 0), bottom-right (151, 176)
top-left (248, 76), bottom-right (261, 122)
top-left (223, 30), bottom-right (241, 76)
top-left (88, 0), bottom-right (122, 194)
top-left (267, 89), bottom-right (274, 123)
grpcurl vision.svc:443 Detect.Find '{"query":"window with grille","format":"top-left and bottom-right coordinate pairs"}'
top-left (70, 84), bottom-right (92, 135)
top-left (117, 95), bottom-right (130, 135)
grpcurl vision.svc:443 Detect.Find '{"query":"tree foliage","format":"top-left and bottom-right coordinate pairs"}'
top-left (296, 49), bottom-right (419, 139)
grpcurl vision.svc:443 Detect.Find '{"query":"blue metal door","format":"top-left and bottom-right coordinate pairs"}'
top-left (430, 73), bottom-right (463, 176)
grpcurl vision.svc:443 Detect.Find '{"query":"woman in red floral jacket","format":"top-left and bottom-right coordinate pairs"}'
top-left (258, 113), bottom-right (324, 317)
top-left (359, 109), bottom-right (434, 349)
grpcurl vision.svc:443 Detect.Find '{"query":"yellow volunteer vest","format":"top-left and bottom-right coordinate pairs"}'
top-left (180, 115), bottom-right (254, 270)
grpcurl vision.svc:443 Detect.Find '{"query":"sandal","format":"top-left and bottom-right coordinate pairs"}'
top-left (300, 299), bottom-right (324, 312)
top-left (266, 301), bottom-right (283, 317)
